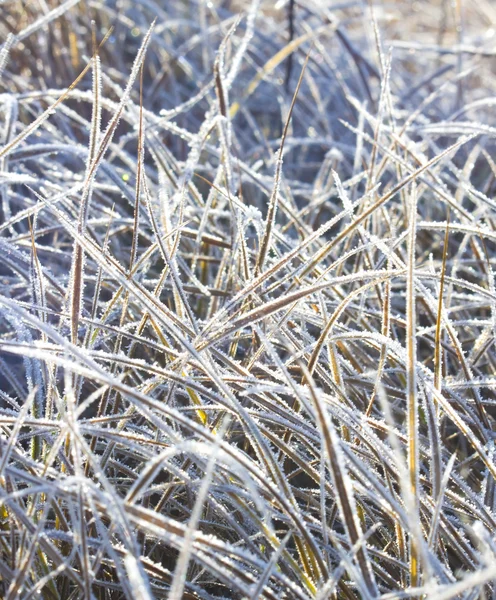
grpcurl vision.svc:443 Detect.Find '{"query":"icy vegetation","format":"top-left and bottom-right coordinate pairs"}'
top-left (0, 0), bottom-right (496, 597)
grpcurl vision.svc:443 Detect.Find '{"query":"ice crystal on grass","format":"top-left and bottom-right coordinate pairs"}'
top-left (0, 0), bottom-right (496, 598)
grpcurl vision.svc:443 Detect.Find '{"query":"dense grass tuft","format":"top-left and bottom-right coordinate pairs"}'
top-left (1, 0), bottom-right (496, 598)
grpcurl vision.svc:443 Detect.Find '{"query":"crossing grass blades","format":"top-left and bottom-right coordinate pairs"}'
top-left (0, 0), bottom-right (496, 598)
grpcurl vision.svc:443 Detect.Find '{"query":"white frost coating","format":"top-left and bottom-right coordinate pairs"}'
top-left (0, 34), bottom-right (14, 79)
top-left (123, 554), bottom-right (154, 600)
top-left (1, 2), bottom-right (495, 598)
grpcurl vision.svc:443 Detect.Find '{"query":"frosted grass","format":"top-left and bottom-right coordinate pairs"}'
top-left (0, 0), bottom-right (495, 598)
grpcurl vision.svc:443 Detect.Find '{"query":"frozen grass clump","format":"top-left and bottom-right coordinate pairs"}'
top-left (1, 0), bottom-right (496, 597)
